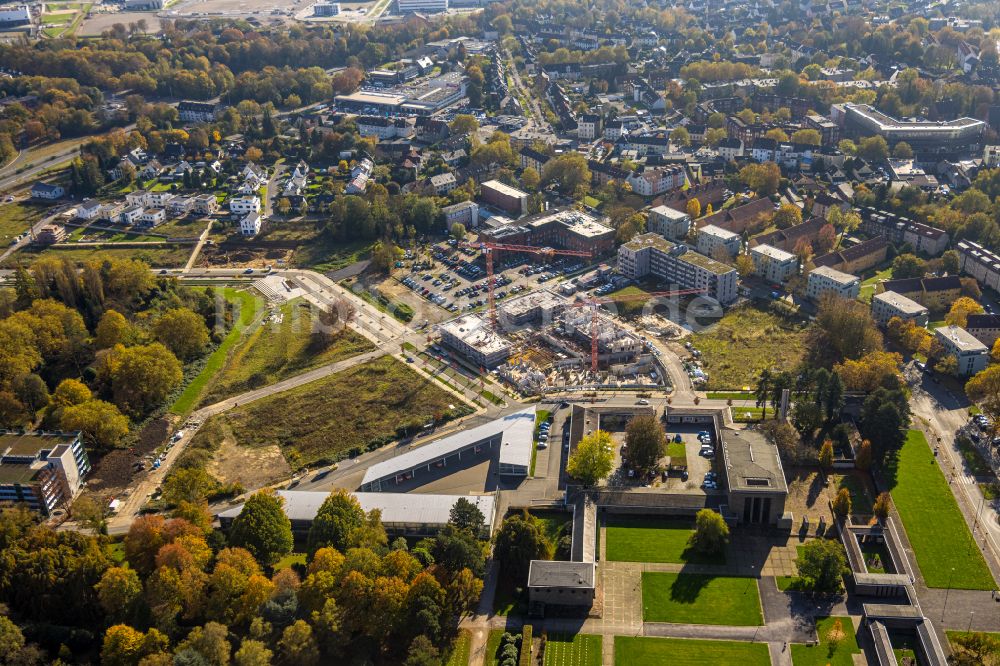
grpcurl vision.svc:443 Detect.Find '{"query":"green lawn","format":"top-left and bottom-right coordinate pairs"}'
top-left (858, 267), bottom-right (892, 304)
top-left (170, 288), bottom-right (263, 415)
top-left (641, 572), bottom-right (762, 625)
top-left (791, 616), bottom-right (861, 666)
top-left (666, 441), bottom-right (687, 467)
top-left (273, 552), bottom-right (306, 570)
top-left (199, 298), bottom-right (375, 404)
top-left (606, 516), bottom-right (725, 565)
top-left (5, 245), bottom-right (192, 268)
top-left (706, 391), bottom-right (755, 400)
top-left (291, 237), bottom-right (372, 272)
top-left (689, 305), bottom-right (811, 389)
top-left (545, 633), bottom-right (601, 666)
top-left (445, 630), bottom-right (472, 666)
top-left (885, 430), bottom-right (996, 590)
top-left (485, 630), bottom-right (506, 666)
top-left (190, 356), bottom-right (469, 467)
top-left (614, 636), bottom-right (770, 665)
top-left (0, 201), bottom-right (47, 244)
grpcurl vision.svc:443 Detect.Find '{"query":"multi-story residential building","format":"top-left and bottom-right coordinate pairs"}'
top-left (717, 137), bottom-right (744, 160)
top-left (697, 224), bottom-right (741, 258)
top-left (804, 114), bottom-right (840, 145)
top-left (878, 276), bottom-right (962, 313)
top-left (240, 212), bottom-right (263, 237)
top-left (831, 103), bottom-right (985, 158)
top-left (985, 145), bottom-right (1000, 168)
top-left (604, 121), bottom-right (624, 141)
top-left (439, 315), bottom-right (512, 368)
top-left (139, 208), bottom-right (166, 227)
top-left (617, 233), bottom-right (738, 304)
top-left (356, 116), bottom-right (414, 140)
top-left (75, 199), bottom-right (102, 221)
top-left (230, 196), bottom-right (261, 216)
top-left (935, 325), bottom-right (989, 376)
top-left (177, 101), bottom-right (218, 123)
top-left (965, 313), bottom-right (1000, 348)
top-left (168, 197), bottom-right (192, 217)
top-left (576, 114), bottom-right (602, 140)
top-left (871, 290), bottom-right (929, 327)
top-left (813, 237), bottom-right (888, 274)
top-left (805, 266), bottom-right (860, 301)
top-left (100, 202), bottom-right (125, 223)
top-left (442, 201), bottom-right (479, 229)
top-left (126, 190), bottom-right (150, 208)
top-left (192, 194), bottom-right (219, 216)
top-left (119, 205), bottom-right (143, 225)
top-left (751, 217), bottom-right (826, 253)
top-left (860, 208), bottom-right (950, 257)
top-left (626, 165), bottom-right (687, 197)
top-left (480, 180), bottom-right (528, 217)
top-left (750, 244), bottom-right (798, 283)
top-left (0, 431), bottom-right (90, 516)
top-left (346, 158), bottom-right (374, 195)
top-left (647, 205), bottom-right (691, 241)
top-left (430, 173), bottom-right (457, 195)
top-left (957, 240), bottom-right (1000, 292)
top-left (519, 147), bottom-right (550, 172)
top-left (147, 191), bottom-right (175, 208)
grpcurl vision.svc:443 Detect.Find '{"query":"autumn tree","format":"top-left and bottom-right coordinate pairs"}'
top-left (61, 399), bottom-right (130, 449)
top-left (520, 166), bottom-right (540, 191)
top-left (772, 203), bottom-right (802, 229)
top-left (95, 309), bottom-right (132, 349)
top-left (945, 296), bottom-right (985, 328)
top-left (855, 440), bottom-right (872, 471)
top-left (738, 162), bottom-right (781, 195)
top-left (541, 152), bottom-right (591, 198)
top-left (101, 625), bottom-right (168, 666)
top-left (858, 135), bottom-right (889, 162)
top-left (175, 622), bottom-right (231, 665)
top-left (104, 343), bottom-right (183, 415)
top-left (686, 197), bottom-right (701, 219)
top-left (834, 350), bottom-right (903, 392)
top-left (891, 253), bottom-right (925, 279)
top-left (228, 491), bottom-right (293, 567)
top-left (812, 295), bottom-right (884, 364)
top-left (819, 440), bottom-right (835, 470)
top-left (153, 308), bottom-right (210, 361)
top-left (832, 488), bottom-right (851, 518)
top-left (566, 429), bottom-right (614, 486)
top-left (873, 492), bottom-right (892, 522)
top-left (735, 253), bottom-right (755, 278)
top-left (670, 126), bottom-right (690, 147)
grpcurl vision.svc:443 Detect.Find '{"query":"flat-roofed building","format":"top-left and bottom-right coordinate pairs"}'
top-left (871, 290), bottom-right (929, 327)
top-left (720, 428), bottom-right (788, 525)
top-left (935, 325), bottom-right (989, 376)
top-left (647, 205), bottom-right (691, 240)
top-left (834, 103), bottom-right (984, 158)
top-left (878, 275), bottom-right (961, 313)
top-left (360, 408), bottom-right (535, 490)
top-left (442, 201), bottom-right (479, 229)
top-left (806, 265), bottom-right (860, 301)
top-left (813, 237), bottom-right (888, 274)
top-left (697, 224), bottom-right (741, 258)
top-left (220, 491), bottom-right (497, 538)
top-left (480, 180), bottom-right (528, 217)
top-left (479, 209), bottom-right (616, 256)
top-left (527, 561), bottom-right (596, 607)
top-left (397, 0), bottom-right (447, 13)
top-left (750, 244), bottom-right (798, 283)
top-left (439, 315), bottom-right (513, 368)
top-left (957, 240), bottom-right (1000, 292)
top-left (618, 233), bottom-right (738, 304)
top-left (0, 431), bottom-right (90, 516)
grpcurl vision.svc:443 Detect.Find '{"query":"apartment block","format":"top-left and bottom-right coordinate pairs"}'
top-left (0, 431), bottom-right (90, 516)
top-left (806, 266), bottom-right (860, 301)
top-left (617, 233), bottom-right (737, 304)
top-left (750, 244), bottom-right (798, 283)
top-left (647, 205), bottom-right (691, 240)
top-left (935, 325), bottom-right (989, 376)
top-left (697, 224), bottom-right (741, 258)
top-left (870, 290), bottom-right (929, 327)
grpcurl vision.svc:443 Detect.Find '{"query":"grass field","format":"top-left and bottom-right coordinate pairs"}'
top-left (884, 430), bottom-right (996, 590)
top-left (194, 356), bottom-right (467, 466)
top-left (485, 630), bottom-right (505, 666)
top-left (606, 516), bottom-right (725, 565)
top-left (641, 572), bottom-right (762, 625)
top-left (0, 201), bottom-right (46, 245)
top-left (291, 237), bottom-right (372, 272)
top-left (200, 299), bottom-right (375, 404)
top-left (545, 633), bottom-right (601, 666)
top-left (689, 305), bottom-right (811, 389)
top-left (614, 636), bottom-right (771, 665)
top-left (791, 616), bottom-right (861, 666)
top-left (5, 245), bottom-right (191, 268)
top-left (859, 267), bottom-right (892, 303)
top-left (445, 630), bottom-right (472, 666)
top-left (171, 288), bottom-right (263, 415)
top-left (666, 441), bottom-right (687, 467)
top-left (706, 391), bottom-right (755, 400)
top-left (273, 552), bottom-right (306, 570)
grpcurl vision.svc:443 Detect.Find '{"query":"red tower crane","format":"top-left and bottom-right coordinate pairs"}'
top-left (576, 288), bottom-right (706, 372)
top-left (463, 242), bottom-right (592, 329)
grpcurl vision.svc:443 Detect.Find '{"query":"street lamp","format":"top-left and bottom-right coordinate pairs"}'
top-left (942, 567), bottom-right (955, 622)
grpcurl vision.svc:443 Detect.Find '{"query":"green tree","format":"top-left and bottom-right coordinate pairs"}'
top-left (892, 141), bottom-right (914, 159)
top-left (175, 622), bottom-right (231, 666)
top-left (307, 489), bottom-right (365, 556)
top-left (623, 414), bottom-right (666, 473)
top-left (493, 514), bottom-right (550, 584)
top-left (688, 508), bottom-right (729, 555)
top-left (566, 429), bottom-right (614, 485)
top-left (448, 497), bottom-right (485, 535)
top-left (228, 490), bottom-right (293, 567)
top-left (449, 114), bottom-right (479, 135)
top-left (278, 620), bottom-right (319, 666)
top-left (405, 635), bottom-right (440, 666)
top-left (858, 135), bottom-right (889, 162)
top-left (796, 538), bottom-right (847, 592)
top-left (61, 399), bottom-right (130, 449)
top-left (520, 166), bottom-right (540, 191)
top-left (772, 203), bottom-right (802, 229)
top-left (790, 129), bottom-right (821, 146)
top-left (670, 126), bottom-right (690, 147)
top-left (153, 308), bottom-right (210, 361)
top-left (0, 616), bottom-right (24, 663)
top-left (819, 440), bottom-right (834, 470)
top-left (891, 253), bottom-right (925, 279)
top-left (96, 566), bottom-right (143, 623)
top-left (106, 342), bottom-right (183, 415)
top-left (942, 250), bottom-right (960, 275)
top-left (541, 152), bottom-right (591, 198)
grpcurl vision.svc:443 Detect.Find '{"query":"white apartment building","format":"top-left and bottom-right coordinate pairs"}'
top-left (805, 266), bottom-right (860, 301)
top-left (119, 205), bottom-right (143, 225)
top-left (870, 290), bottom-right (929, 327)
top-left (442, 201), bottom-right (479, 229)
top-left (240, 212), bottom-right (263, 237)
top-left (230, 196), bottom-right (261, 216)
top-left (576, 114), bottom-right (601, 140)
top-left (957, 240), bottom-right (1000, 293)
top-left (646, 205), bottom-right (691, 240)
top-left (935, 325), bottom-right (989, 376)
top-left (696, 224), bottom-right (741, 258)
top-left (750, 244), bottom-right (798, 283)
top-left (75, 199), bottom-right (102, 221)
top-left (626, 166), bottom-right (687, 197)
top-left (618, 233), bottom-right (738, 304)
top-left (139, 208), bottom-right (166, 227)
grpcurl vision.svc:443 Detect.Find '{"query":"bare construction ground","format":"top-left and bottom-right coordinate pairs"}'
top-left (79, 12), bottom-right (162, 35)
top-left (206, 438), bottom-right (292, 491)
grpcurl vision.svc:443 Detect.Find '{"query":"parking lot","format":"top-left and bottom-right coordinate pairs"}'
top-left (393, 240), bottom-right (598, 320)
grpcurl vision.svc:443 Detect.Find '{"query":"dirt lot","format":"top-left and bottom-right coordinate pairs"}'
top-left (198, 243), bottom-right (293, 269)
top-left (206, 438), bottom-right (291, 491)
top-left (86, 416), bottom-right (175, 497)
top-left (79, 12), bottom-right (162, 35)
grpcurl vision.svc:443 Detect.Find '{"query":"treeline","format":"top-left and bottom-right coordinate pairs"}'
top-left (0, 489), bottom-right (487, 664)
top-left (0, 256), bottom-right (225, 449)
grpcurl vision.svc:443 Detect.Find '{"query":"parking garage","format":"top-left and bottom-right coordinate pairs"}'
top-left (360, 408), bottom-right (535, 491)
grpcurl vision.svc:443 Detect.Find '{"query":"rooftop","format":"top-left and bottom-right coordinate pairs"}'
top-left (440, 315), bottom-right (512, 356)
top-left (699, 224), bottom-right (739, 241)
top-left (720, 428), bottom-right (788, 494)
top-left (361, 407), bottom-right (535, 485)
top-left (809, 265), bottom-right (859, 286)
top-left (751, 243), bottom-right (797, 262)
top-left (527, 560), bottom-right (596, 589)
top-left (481, 179), bottom-right (528, 199)
top-left (935, 325), bottom-right (988, 353)
top-left (0, 431), bottom-right (78, 457)
top-left (872, 290), bottom-right (927, 315)
top-left (650, 205), bottom-right (690, 221)
top-left (679, 248), bottom-right (734, 275)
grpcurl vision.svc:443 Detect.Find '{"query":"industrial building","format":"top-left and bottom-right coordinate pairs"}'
top-left (360, 408), bottom-right (536, 491)
top-left (618, 233), bottom-right (738, 304)
top-left (0, 431), bottom-right (90, 516)
top-left (0, 5), bottom-right (30, 26)
top-left (219, 491), bottom-right (497, 538)
top-left (335, 73), bottom-right (466, 116)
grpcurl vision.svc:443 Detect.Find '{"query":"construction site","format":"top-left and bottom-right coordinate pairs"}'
top-left (437, 290), bottom-right (668, 395)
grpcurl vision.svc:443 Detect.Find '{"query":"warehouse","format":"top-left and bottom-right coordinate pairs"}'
top-left (219, 491), bottom-right (497, 538)
top-left (360, 408), bottom-right (536, 491)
